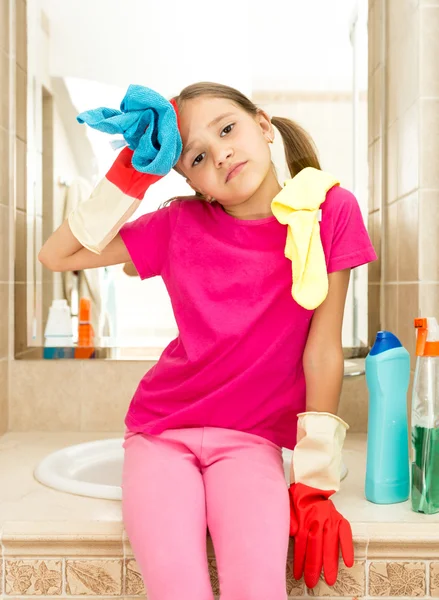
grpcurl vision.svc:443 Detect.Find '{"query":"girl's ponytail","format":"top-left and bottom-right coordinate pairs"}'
top-left (271, 116), bottom-right (321, 177)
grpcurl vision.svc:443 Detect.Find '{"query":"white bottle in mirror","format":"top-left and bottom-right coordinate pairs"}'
top-left (43, 299), bottom-right (74, 359)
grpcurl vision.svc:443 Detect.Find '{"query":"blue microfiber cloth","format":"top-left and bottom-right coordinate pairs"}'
top-left (77, 84), bottom-right (182, 175)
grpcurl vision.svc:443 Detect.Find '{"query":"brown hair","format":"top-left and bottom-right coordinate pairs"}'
top-left (168, 81), bottom-right (321, 202)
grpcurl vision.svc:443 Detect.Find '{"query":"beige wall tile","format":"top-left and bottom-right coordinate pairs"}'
top-left (387, 38), bottom-right (399, 127)
top-left (384, 283), bottom-right (399, 334)
top-left (431, 562), bottom-right (439, 597)
top-left (0, 126), bottom-right (9, 205)
top-left (0, 0), bottom-right (9, 55)
top-left (9, 359), bottom-right (81, 431)
top-left (368, 210), bottom-right (381, 283)
top-left (419, 191), bottom-right (439, 281)
top-left (368, 283), bottom-right (381, 346)
top-left (16, 137), bottom-right (27, 211)
top-left (5, 558), bottom-right (62, 595)
top-left (0, 283), bottom-right (9, 358)
top-left (397, 103), bottom-right (419, 199)
top-left (387, 119), bottom-right (398, 204)
top-left (387, 0), bottom-right (405, 44)
top-left (16, 65), bottom-right (27, 143)
top-left (386, 6), bottom-right (420, 123)
top-left (419, 283), bottom-right (439, 318)
top-left (0, 357), bottom-right (7, 434)
top-left (368, 142), bottom-right (375, 212)
top-left (385, 202), bottom-right (398, 282)
top-left (0, 49), bottom-right (8, 130)
top-left (374, 0), bottom-right (384, 70)
top-left (16, 0), bottom-right (27, 72)
top-left (398, 17), bottom-right (420, 119)
top-left (15, 209), bottom-right (26, 283)
top-left (420, 6), bottom-right (439, 96)
top-left (0, 203), bottom-right (9, 281)
top-left (35, 216), bottom-right (42, 283)
top-left (397, 192), bottom-right (419, 282)
top-left (372, 67), bottom-right (383, 143)
top-left (369, 561), bottom-right (426, 597)
top-left (420, 99), bottom-right (439, 189)
top-left (339, 375), bottom-right (368, 433)
top-left (397, 284), bottom-right (419, 367)
top-left (368, 80), bottom-right (375, 150)
top-left (307, 561), bottom-right (365, 597)
top-left (368, 2), bottom-right (376, 77)
top-left (373, 137), bottom-right (382, 212)
top-left (80, 361), bottom-right (154, 431)
top-left (34, 280), bottom-right (43, 346)
top-left (389, 0), bottom-right (420, 36)
top-left (14, 282), bottom-right (27, 356)
top-left (65, 560), bottom-right (122, 596)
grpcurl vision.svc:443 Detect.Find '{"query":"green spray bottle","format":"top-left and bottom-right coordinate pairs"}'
top-left (411, 317), bottom-right (439, 514)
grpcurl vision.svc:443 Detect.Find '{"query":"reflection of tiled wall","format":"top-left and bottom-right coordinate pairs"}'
top-left (14, 0), bottom-right (28, 358)
top-left (0, 0), bottom-right (27, 432)
top-left (368, 1), bottom-right (439, 385)
top-left (0, 0), bottom-right (11, 434)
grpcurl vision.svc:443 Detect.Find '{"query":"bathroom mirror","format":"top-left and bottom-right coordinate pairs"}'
top-left (19, 0), bottom-right (369, 359)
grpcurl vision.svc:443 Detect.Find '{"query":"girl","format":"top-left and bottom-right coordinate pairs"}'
top-left (39, 82), bottom-right (376, 600)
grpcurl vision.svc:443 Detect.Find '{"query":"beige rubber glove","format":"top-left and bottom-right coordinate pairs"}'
top-left (290, 412), bottom-right (349, 492)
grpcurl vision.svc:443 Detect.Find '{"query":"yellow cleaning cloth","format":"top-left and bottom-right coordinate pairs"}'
top-left (271, 167), bottom-right (340, 310)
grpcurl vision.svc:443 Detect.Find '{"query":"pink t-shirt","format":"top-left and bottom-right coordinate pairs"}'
top-left (120, 186), bottom-right (376, 449)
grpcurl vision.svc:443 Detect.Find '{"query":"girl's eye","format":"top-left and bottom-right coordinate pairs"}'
top-left (221, 123), bottom-right (234, 136)
top-left (192, 152), bottom-right (205, 167)
top-left (191, 124), bottom-right (234, 167)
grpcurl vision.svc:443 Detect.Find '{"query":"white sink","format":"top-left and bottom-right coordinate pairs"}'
top-left (34, 437), bottom-right (348, 500)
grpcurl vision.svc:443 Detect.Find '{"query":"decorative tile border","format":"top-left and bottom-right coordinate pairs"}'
top-left (4, 529), bottom-right (439, 597)
top-left (369, 562), bottom-right (426, 597)
top-left (65, 560), bottom-right (123, 596)
top-left (5, 558), bottom-right (439, 598)
top-left (5, 559), bottom-right (63, 595)
top-left (431, 563), bottom-right (439, 598)
top-left (307, 561), bottom-right (365, 597)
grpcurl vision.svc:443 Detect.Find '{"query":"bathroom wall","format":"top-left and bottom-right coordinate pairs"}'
top-left (8, 359), bottom-right (368, 433)
top-left (0, 0), bottom-right (26, 434)
top-left (368, 0), bottom-right (439, 384)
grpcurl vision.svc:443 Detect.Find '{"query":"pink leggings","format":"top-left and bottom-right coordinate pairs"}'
top-left (122, 426), bottom-right (290, 600)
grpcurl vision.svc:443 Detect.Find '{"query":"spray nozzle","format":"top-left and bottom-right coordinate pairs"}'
top-left (414, 317), bottom-right (439, 356)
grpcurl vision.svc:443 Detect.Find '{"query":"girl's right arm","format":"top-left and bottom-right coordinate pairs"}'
top-left (38, 219), bottom-right (131, 272)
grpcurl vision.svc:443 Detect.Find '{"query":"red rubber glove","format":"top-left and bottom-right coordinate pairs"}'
top-left (289, 482), bottom-right (354, 589)
top-left (105, 146), bottom-right (162, 199)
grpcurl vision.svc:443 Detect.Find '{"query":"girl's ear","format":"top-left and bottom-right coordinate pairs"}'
top-left (256, 108), bottom-right (274, 141)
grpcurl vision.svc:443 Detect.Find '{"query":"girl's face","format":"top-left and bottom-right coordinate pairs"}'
top-left (176, 97), bottom-right (275, 207)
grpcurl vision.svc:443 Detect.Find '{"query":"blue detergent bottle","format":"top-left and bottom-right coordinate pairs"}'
top-left (365, 331), bottom-right (410, 504)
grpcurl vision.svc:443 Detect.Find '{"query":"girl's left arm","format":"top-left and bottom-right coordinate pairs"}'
top-left (302, 269), bottom-right (351, 414)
